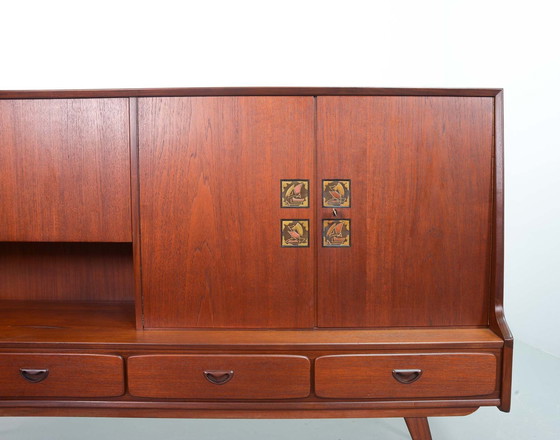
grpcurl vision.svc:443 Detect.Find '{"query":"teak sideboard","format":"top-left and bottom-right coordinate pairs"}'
top-left (0, 88), bottom-right (512, 440)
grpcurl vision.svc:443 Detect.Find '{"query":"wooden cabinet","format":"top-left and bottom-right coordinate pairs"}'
top-left (0, 88), bottom-right (512, 440)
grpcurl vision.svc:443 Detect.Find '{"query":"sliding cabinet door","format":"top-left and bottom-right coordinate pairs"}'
top-left (139, 97), bottom-right (315, 328)
top-left (0, 99), bottom-right (131, 242)
top-left (317, 96), bottom-right (494, 327)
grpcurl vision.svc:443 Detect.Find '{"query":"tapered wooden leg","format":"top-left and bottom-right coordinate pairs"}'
top-left (405, 417), bottom-right (432, 440)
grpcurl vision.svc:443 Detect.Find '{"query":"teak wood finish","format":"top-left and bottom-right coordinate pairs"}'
top-left (0, 354), bottom-right (124, 398)
top-left (314, 353), bottom-right (498, 399)
top-left (138, 97), bottom-right (315, 328)
top-left (406, 417), bottom-right (433, 440)
top-left (0, 98), bottom-right (131, 242)
top-left (128, 355), bottom-right (311, 399)
top-left (0, 87), bottom-right (511, 440)
top-left (317, 96), bottom-right (493, 327)
top-left (0, 243), bottom-right (133, 302)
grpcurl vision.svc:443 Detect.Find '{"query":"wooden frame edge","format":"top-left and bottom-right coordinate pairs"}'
top-left (0, 398), bottom-right (494, 419)
top-left (129, 97), bottom-right (144, 330)
top-left (0, 406), bottom-right (480, 419)
top-left (0, 87), bottom-right (503, 100)
top-left (489, 90), bottom-right (513, 412)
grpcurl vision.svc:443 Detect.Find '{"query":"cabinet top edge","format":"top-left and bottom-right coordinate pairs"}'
top-left (0, 87), bottom-right (503, 99)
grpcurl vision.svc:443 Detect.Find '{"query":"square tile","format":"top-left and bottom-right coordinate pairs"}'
top-left (322, 180), bottom-right (350, 208)
top-left (322, 219), bottom-right (351, 247)
top-left (281, 180), bottom-right (309, 208)
top-left (281, 219), bottom-right (310, 247)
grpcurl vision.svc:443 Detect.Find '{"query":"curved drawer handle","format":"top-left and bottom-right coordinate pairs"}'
top-left (20, 368), bottom-right (49, 383)
top-left (392, 369), bottom-right (422, 384)
top-left (203, 370), bottom-right (234, 385)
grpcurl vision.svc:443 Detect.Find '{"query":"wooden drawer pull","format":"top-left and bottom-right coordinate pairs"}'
top-left (392, 369), bottom-right (422, 384)
top-left (20, 368), bottom-right (49, 383)
top-left (203, 370), bottom-right (234, 385)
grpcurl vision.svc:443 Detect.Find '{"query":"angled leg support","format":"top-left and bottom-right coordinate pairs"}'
top-left (405, 417), bottom-right (432, 440)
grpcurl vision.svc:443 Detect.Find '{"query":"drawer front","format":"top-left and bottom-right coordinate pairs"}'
top-left (315, 353), bottom-right (498, 399)
top-left (0, 353), bottom-right (124, 397)
top-left (128, 355), bottom-right (311, 399)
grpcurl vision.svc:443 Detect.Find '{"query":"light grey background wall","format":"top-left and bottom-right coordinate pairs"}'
top-left (1, 0), bottom-right (558, 438)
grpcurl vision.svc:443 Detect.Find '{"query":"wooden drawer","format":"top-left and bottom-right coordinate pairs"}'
top-left (0, 353), bottom-right (125, 397)
top-left (315, 353), bottom-right (498, 399)
top-left (127, 355), bottom-right (311, 399)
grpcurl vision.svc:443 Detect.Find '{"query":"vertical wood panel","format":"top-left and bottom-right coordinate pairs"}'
top-left (0, 99), bottom-right (132, 242)
top-left (139, 97), bottom-right (315, 328)
top-left (317, 96), bottom-right (494, 327)
top-left (129, 98), bottom-right (144, 329)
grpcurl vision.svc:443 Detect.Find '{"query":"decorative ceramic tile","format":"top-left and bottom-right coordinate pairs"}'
top-left (281, 219), bottom-right (310, 247)
top-left (281, 180), bottom-right (309, 208)
top-left (322, 180), bottom-right (351, 207)
top-left (322, 219), bottom-right (351, 247)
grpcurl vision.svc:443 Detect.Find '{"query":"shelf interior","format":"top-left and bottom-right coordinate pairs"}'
top-left (0, 300), bottom-right (503, 350)
top-left (0, 242), bottom-right (134, 302)
top-left (0, 241), bottom-right (137, 333)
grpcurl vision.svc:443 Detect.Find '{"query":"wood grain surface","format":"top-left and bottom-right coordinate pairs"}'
top-left (138, 97), bottom-right (315, 328)
top-left (317, 96), bottom-right (494, 327)
top-left (0, 243), bottom-right (134, 302)
top-left (314, 353), bottom-right (498, 399)
top-left (0, 353), bottom-right (124, 397)
top-left (128, 355), bottom-right (310, 399)
top-left (0, 99), bottom-right (131, 242)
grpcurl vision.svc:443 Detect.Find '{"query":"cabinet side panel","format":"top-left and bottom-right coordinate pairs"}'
top-left (0, 99), bottom-right (132, 242)
top-left (317, 96), bottom-right (493, 327)
top-left (490, 91), bottom-right (513, 412)
top-left (139, 97), bottom-right (315, 328)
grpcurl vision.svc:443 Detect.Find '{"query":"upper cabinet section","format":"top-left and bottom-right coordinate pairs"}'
top-left (0, 99), bottom-right (132, 242)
